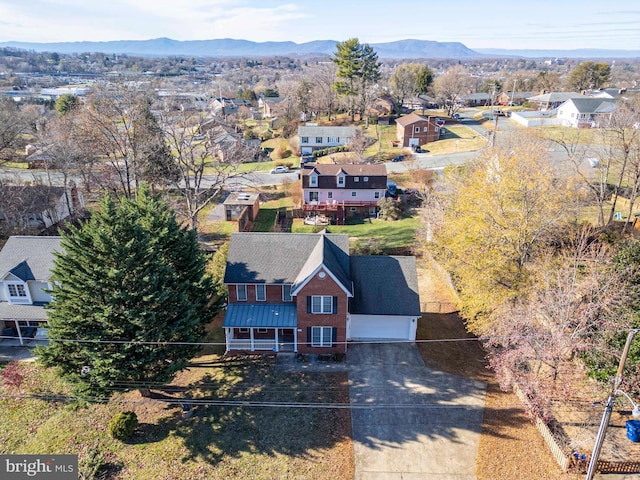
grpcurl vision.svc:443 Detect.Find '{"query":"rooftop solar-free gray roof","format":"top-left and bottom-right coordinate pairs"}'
top-left (223, 303), bottom-right (297, 328)
top-left (0, 236), bottom-right (61, 281)
top-left (224, 232), bottom-right (350, 285)
top-left (0, 302), bottom-right (49, 320)
top-left (349, 256), bottom-right (420, 316)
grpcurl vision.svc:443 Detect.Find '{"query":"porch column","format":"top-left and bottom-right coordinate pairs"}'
top-left (250, 328), bottom-right (255, 352)
top-left (224, 328), bottom-right (230, 353)
top-left (274, 328), bottom-right (279, 352)
top-left (16, 321), bottom-right (24, 346)
top-left (294, 329), bottom-right (298, 353)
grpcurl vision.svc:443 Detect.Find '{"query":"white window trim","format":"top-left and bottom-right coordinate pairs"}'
top-left (5, 282), bottom-right (32, 305)
top-left (311, 295), bottom-right (333, 314)
top-left (311, 326), bottom-right (334, 347)
top-left (255, 284), bottom-right (266, 301)
top-left (351, 191), bottom-right (357, 197)
top-left (354, 177), bottom-right (359, 182)
top-left (337, 175), bottom-right (345, 187)
top-left (236, 284), bottom-right (247, 301)
top-left (239, 328), bottom-right (249, 333)
top-left (310, 175), bottom-right (318, 187)
top-left (282, 284), bottom-right (292, 302)
top-left (257, 328), bottom-right (268, 334)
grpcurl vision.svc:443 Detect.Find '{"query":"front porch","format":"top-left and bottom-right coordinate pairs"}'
top-left (223, 303), bottom-right (298, 354)
top-left (225, 328), bottom-right (297, 353)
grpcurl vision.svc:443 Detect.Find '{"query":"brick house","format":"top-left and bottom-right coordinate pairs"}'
top-left (300, 164), bottom-right (387, 224)
top-left (222, 232), bottom-right (421, 355)
top-left (395, 113), bottom-right (440, 148)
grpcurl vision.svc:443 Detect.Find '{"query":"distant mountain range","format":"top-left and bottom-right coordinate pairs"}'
top-left (1, 38), bottom-right (639, 59)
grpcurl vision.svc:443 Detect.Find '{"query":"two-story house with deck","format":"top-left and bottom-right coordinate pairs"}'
top-left (300, 164), bottom-right (387, 224)
top-left (0, 236), bottom-right (61, 345)
top-left (222, 232), bottom-right (421, 355)
top-left (298, 124), bottom-right (356, 156)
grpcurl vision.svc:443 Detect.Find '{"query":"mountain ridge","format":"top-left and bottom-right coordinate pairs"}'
top-left (1, 38), bottom-right (638, 59)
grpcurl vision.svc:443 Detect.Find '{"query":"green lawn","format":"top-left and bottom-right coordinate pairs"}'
top-left (292, 216), bottom-right (421, 251)
top-left (532, 125), bottom-right (611, 145)
top-left (426, 125), bottom-right (487, 155)
top-left (0, 345), bottom-right (353, 480)
top-left (252, 194), bottom-right (295, 232)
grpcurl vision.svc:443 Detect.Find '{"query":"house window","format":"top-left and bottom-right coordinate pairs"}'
top-left (337, 176), bottom-right (345, 186)
top-left (363, 176), bottom-right (368, 182)
top-left (311, 295), bottom-right (333, 314)
top-left (236, 284), bottom-right (247, 301)
top-left (7, 284), bottom-right (27, 298)
top-left (256, 284), bottom-right (266, 301)
top-left (310, 175), bottom-right (318, 187)
top-left (354, 177), bottom-right (359, 182)
top-left (415, 127), bottom-right (420, 133)
top-left (316, 137), bottom-right (323, 143)
top-left (351, 191), bottom-right (357, 197)
top-left (309, 191), bottom-right (319, 202)
top-left (238, 328), bottom-right (249, 333)
top-left (257, 328), bottom-right (268, 334)
top-left (301, 136), bottom-right (309, 143)
top-left (311, 326), bottom-right (334, 347)
top-left (282, 284), bottom-right (292, 302)
top-left (424, 127), bottom-right (428, 132)
top-left (327, 192), bottom-right (333, 199)
top-left (328, 137), bottom-right (339, 143)
top-left (374, 191), bottom-right (380, 199)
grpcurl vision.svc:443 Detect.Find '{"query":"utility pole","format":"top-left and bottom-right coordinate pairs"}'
top-left (585, 329), bottom-right (639, 480)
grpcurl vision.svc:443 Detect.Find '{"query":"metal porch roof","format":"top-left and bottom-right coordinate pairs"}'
top-left (223, 303), bottom-right (297, 328)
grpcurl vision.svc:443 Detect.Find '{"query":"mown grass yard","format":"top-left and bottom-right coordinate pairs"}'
top-left (0, 320), bottom-right (353, 480)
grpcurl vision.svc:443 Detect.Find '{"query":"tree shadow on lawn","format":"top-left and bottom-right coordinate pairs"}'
top-left (169, 356), bottom-right (352, 465)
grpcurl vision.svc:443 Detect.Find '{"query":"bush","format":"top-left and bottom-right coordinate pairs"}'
top-left (108, 411), bottom-right (138, 441)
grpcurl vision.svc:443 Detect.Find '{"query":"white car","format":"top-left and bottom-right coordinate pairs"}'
top-left (270, 166), bottom-right (289, 174)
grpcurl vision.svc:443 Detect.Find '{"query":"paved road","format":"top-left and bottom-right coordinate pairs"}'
top-left (348, 343), bottom-right (487, 480)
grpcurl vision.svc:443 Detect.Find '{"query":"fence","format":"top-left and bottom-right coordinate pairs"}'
top-left (511, 383), bottom-right (572, 472)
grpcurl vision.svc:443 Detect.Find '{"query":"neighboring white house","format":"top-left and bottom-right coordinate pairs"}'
top-left (556, 97), bottom-right (616, 128)
top-left (0, 236), bottom-right (61, 345)
top-left (298, 124), bottom-right (356, 155)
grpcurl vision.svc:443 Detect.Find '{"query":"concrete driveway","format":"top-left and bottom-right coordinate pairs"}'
top-left (348, 343), bottom-right (487, 480)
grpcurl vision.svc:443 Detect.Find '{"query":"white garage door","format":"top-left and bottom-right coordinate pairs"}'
top-left (349, 315), bottom-right (415, 341)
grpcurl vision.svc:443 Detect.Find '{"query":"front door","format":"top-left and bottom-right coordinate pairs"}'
top-left (309, 192), bottom-right (319, 202)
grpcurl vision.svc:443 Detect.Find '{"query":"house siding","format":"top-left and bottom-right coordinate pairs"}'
top-left (295, 271), bottom-right (348, 354)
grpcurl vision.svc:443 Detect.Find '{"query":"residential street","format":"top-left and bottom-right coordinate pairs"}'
top-left (348, 342), bottom-right (487, 479)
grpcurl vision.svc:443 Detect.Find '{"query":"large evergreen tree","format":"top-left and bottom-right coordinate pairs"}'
top-left (332, 38), bottom-right (381, 121)
top-left (38, 185), bottom-right (216, 399)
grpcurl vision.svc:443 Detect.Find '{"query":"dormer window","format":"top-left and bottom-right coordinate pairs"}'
top-left (310, 174), bottom-right (318, 187)
top-left (337, 174), bottom-right (345, 187)
top-left (8, 284), bottom-right (26, 298)
top-left (354, 177), bottom-right (359, 182)
top-left (5, 282), bottom-right (31, 305)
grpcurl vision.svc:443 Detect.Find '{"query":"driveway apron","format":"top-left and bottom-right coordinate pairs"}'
top-left (348, 343), bottom-right (487, 480)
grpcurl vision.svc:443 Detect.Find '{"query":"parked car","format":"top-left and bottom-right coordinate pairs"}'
top-left (391, 155), bottom-right (406, 162)
top-left (301, 153), bottom-right (313, 163)
top-left (452, 113), bottom-right (461, 120)
top-left (587, 157), bottom-right (600, 168)
top-left (269, 166), bottom-right (289, 174)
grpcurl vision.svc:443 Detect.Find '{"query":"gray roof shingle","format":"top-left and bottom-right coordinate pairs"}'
top-left (224, 232), bottom-right (350, 286)
top-left (349, 256), bottom-right (421, 316)
top-left (0, 236), bottom-right (61, 281)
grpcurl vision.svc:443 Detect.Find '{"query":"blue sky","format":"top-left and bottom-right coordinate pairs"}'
top-left (1, 0), bottom-right (638, 50)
